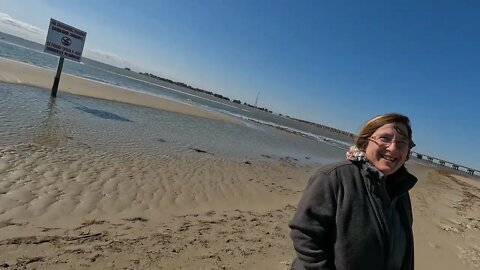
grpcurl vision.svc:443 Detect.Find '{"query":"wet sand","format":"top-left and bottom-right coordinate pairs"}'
top-left (0, 59), bottom-right (479, 269)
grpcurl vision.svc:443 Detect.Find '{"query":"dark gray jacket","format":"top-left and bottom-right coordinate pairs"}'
top-left (289, 160), bottom-right (417, 270)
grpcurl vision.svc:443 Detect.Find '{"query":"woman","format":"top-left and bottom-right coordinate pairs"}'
top-left (289, 113), bottom-right (417, 270)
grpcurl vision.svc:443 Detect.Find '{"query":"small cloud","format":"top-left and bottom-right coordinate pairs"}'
top-left (0, 12), bottom-right (46, 43)
top-left (0, 13), bottom-right (133, 69)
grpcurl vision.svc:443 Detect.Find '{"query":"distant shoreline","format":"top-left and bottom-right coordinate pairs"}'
top-left (1, 56), bottom-right (477, 175)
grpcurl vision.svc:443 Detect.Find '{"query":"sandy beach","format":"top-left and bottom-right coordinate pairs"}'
top-left (0, 59), bottom-right (480, 269)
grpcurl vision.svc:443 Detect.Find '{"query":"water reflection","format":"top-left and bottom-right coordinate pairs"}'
top-left (30, 97), bottom-right (66, 146)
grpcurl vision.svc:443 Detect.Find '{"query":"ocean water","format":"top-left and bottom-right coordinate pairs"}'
top-left (0, 39), bottom-right (349, 164)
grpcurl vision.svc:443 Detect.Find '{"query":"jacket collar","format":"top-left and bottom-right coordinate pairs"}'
top-left (357, 161), bottom-right (417, 197)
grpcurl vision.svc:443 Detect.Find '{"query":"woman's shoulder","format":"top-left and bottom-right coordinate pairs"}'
top-left (306, 159), bottom-right (363, 191)
top-left (316, 159), bottom-right (360, 175)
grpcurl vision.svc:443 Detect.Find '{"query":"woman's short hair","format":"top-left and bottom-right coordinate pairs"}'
top-left (355, 113), bottom-right (414, 154)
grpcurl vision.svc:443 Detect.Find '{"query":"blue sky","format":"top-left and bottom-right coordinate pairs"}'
top-left (1, 1), bottom-right (479, 170)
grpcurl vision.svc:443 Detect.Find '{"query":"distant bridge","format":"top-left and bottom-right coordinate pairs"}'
top-left (409, 150), bottom-right (478, 176)
top-left (287, 118), bottom-right (479, 177)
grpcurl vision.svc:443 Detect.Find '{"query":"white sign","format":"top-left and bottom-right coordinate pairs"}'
top-left (44, 18), bottom-right (87, 62)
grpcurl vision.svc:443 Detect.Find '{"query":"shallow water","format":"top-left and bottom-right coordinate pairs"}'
top-left (0, 82), bottom-right (345, 164)
top-left (0, 40), bottom-right (355, 146)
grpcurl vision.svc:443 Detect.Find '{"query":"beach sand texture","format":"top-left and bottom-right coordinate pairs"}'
top-left (0, 58), bottom-right (480, 269)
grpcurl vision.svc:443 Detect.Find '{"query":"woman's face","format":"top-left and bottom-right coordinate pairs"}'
top-left (365, 123), bottom-right (410, 176)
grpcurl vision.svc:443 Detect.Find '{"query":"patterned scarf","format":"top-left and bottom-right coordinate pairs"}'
top-left (346, 145), bottom-right (368, 162)
top-left (346, 145), bottom-right (388, 181)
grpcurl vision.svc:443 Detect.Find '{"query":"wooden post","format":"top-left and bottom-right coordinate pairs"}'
top-left (51, 57), bottom-right (64, 97)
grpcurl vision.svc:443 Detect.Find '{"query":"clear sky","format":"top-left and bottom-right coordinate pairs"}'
top-left (1, 1), bottom-right (479, 170)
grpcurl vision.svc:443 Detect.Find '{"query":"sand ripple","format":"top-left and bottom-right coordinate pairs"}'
top-left (2, 142), bottom-right (479, 269)
top-left (0, 141), bottom-right (315, 269)
top-left (0, 143), bottom-right (310, 227)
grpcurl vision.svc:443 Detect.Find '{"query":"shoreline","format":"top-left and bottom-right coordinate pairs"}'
top-left (0, 57), bottom-right (239, 124)
top-left (2, 56), bottom-right (477, 176)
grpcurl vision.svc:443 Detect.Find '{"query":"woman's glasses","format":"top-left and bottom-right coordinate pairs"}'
top-left (369, 136), bottom-right (415, 150)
